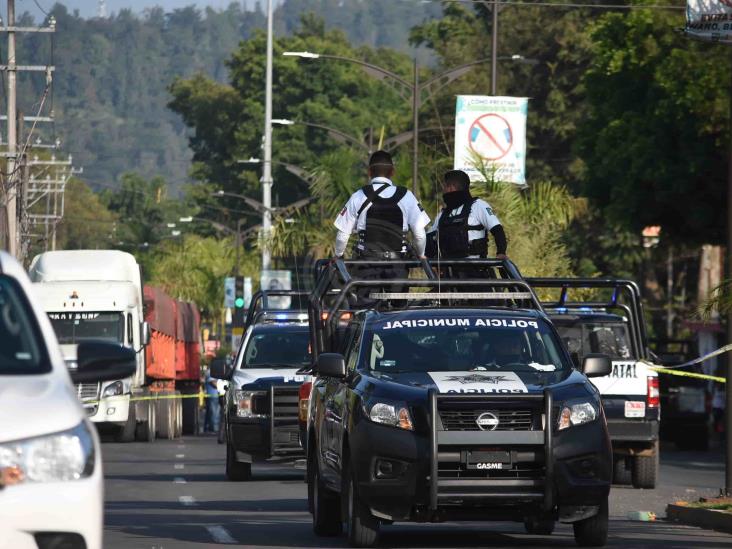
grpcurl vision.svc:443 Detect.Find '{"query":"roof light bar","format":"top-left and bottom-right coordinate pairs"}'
top-left (368, 292), bottom-right (534, 300)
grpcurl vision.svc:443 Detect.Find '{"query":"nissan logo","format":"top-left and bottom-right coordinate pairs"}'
top-left (476, 412), bottom-right (499, 431)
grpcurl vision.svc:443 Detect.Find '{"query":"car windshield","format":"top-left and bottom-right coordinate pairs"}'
top-left (242, 329), bottom-right (310, 368)
top-left (361, 315), bottom-right (571, 373)
top-left (554, 321), bottom-right (632, 360)
top-left (48, 311), bottom-right (125, 344)
top-left (0, 276), bottom-right (48, 375)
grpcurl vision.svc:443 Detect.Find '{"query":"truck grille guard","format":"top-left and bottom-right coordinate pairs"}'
top-left (268, 385), bottom-right (303, 457)
top-left (429, 389), bottom-right (554, 512)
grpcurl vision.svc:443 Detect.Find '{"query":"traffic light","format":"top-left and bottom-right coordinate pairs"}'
top-left (232, 276), bottom-right (245, 327)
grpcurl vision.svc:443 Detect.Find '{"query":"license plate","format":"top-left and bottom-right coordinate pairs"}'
top-left (466, 450), bottom-right (511, 469)
top-left (624, 401), bottom-right (646, 418)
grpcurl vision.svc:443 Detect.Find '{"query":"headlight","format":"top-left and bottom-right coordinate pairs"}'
top-left (557, 401), bottom-right (597, 431)
top-left (0, 422), bottom-right (95, 485)
top-left (367, 401), bottom-right (413, 431)
top-left (102, 380), bottom-right (124, 398)
top-left (234, 390), bottom-right (266, 418)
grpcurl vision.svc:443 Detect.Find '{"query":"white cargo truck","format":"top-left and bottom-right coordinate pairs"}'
top-left (29, 250), bottom-right (157, 442)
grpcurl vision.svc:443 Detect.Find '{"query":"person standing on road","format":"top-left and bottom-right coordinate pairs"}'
top-left (204, 368), bottom-right (220, 433)
top-left (427, 169), bottom-right (507, 262)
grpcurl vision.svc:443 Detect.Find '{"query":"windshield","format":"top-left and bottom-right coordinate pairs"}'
top-left (49, 311), bottom-right (124, 344)
top-left (555, 321), bottom-right (632, 360)
top-left (0, 276), bottom-right (48, 375)
top-left (361, 316), bottom-right (571, 373)
top-left (241, 330), bottom-right (310, 368)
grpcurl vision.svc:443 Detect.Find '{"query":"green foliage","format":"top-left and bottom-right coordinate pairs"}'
top-left (578, 8), bottom-right (728, 244)
top-left (53, 178), bottom-right (117, 250)
top-left (147, 234), bottom-right (260, 320)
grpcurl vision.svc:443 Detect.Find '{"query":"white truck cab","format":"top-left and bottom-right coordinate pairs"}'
top-left (29, 250), bottom-right (154, 442)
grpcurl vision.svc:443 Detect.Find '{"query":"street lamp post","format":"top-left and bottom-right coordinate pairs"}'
top-left (261, 0), bottom-right (275, 272)
top-left (283, 51), bottom-right (495, 195)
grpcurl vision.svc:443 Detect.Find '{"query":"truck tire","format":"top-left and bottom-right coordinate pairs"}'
top-left (632, 444), bottom-right (658, 489)
top-left (225, 441), bottom-right (252, 481)
top-left (116, 402), bottom-right (136, 443)
top-left (613, 457), bottom-right (631, 485)
top-left (135, 401), bottom-right (156, 443)
top-left (156, 399), bottom-right (175, 440)
top-left (573, 497), bottom-right (608, 547)
top-left (524, 515), bottom-right (555, 535)
top-left (311, 455), bottom-right (341, 536)
top-left (181, 395), bottom-right (199, 435)
top-left (344, 460), bottom-right (379, 547)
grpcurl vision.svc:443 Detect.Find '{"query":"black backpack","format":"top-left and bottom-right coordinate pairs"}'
top-left (356, 183), bottom-right (408, 254)
top-left (437, 199), bottom-right (486, 258)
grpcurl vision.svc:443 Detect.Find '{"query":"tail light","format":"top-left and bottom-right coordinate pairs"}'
top-left (647, 376), bottom-right (660, 408)
top-left (299, 381), bottom-right (312, 423)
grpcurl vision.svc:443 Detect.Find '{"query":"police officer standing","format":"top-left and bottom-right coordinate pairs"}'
top-left (428, 169), bottom-right (507, 262)
top-left (334, 150), bottom-right (430, 260)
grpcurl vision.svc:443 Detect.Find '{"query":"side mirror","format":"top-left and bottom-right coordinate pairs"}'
top-left (210, 357), bottom-right (231, 380)
top-left (582, 354), bottom-right (612, 378)
top-left (71, 341), bottom-right (137, 384)
top-left (141, 321), bottom-right (151, 346)
top-left (317, 353), bottom-right (346, 379)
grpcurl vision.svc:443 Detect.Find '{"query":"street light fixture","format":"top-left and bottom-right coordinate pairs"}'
top-left (284, 51), bottom-right (494, 195)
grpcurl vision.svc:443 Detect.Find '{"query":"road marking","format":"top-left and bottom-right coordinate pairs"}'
top-left (179, 495), bottom-right (197, 506)
top-left (173, 477), bottom-right (186, 484)
top-left (174, 463), bottom-right (184, 470)
top-left (176, 454), bottom-right (185, 459)
top-left (205, 525), bottom-right (236, 544)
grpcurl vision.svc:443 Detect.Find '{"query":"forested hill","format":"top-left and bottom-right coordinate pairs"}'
top-left (13, 1), bottom-right (440, 193)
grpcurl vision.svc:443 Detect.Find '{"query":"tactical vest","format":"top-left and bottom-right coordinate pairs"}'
top-left (354, 183), bottom-right (408, 258)
top-left (437, 199), bottom-right (487, 258)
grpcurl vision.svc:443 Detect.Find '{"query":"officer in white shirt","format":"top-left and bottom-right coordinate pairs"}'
top-left (334, 150), bottom-right (430, 260)
top-left (427, 169), bottom-right (507, 261)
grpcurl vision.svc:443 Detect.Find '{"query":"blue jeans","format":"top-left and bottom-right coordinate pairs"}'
top-left (205, 395), bottom-right (220, 432)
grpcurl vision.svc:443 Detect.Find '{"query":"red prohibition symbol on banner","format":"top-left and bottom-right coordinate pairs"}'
top-left (468, 113), bottom-right (513, 161)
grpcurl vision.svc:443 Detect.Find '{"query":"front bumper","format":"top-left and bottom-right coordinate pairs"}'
top-left (0, 421), bottom-right (103, 549)
top-left (348, 391), bottom-right (611, 522)
top-left (606, 419), bottom-right (658, 442)
top-left (228, 385), bottom-right (303, 462)
top-left (86, 394), bottom-right (130, 425)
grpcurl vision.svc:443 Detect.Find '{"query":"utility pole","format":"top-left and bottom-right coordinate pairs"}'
top-left (726, 49), bottom-right (732, 496)
top-left (491, 0), bottom-right (499, 95)
top-left (261, 0), bottom-right (274, 271)
top-left (412, 60), bottom-right (419, 194)
top-left (6, 0), bottom-right (17, 257)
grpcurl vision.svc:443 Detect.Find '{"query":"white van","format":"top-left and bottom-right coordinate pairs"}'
top-left (0, 251), bottom-right (135, 549)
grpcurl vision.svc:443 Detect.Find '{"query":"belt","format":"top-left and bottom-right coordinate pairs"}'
top-left (359, 250), bottom-right (403, 260)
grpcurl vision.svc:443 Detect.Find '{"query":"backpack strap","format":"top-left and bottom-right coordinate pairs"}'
top-left (356, 183), bottom-right (390, 219)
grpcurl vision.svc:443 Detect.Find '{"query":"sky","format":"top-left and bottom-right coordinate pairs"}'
top-left (12, 0), bottom-right (280, 20)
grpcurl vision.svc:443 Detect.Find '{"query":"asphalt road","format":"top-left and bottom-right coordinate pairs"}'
top-left (103, 435), bottom-right (732, 549)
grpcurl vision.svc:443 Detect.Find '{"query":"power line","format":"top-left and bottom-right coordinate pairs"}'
top-left (31, 0), bottom-right (49, 17)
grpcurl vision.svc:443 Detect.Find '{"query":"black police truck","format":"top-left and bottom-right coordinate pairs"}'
top-left (305, 259), bottom-right (613, 547)
top-left (212, 290), bottom-right (311, 481)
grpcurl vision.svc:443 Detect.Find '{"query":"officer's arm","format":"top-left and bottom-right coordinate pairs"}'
top-left (334, 230), bottom-right (350, 258)
top-left (406, 194), bottom-right (431, 259)
top-left (490, 224), bottom-right (507, 257)
top-left (333, 194), bottom-right (359, 257)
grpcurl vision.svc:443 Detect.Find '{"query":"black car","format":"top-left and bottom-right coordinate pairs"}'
top-left (305, 260), bottom-right (613, 547)
top-left (213, 291), bottom-right (311, 481)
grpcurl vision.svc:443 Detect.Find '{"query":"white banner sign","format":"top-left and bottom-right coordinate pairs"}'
top-left (453, 95), bottom-right (528, 186)
top-left (260, 270), bottom-right (291, 309)
top-left (686, 0), bottom-right (732, 42)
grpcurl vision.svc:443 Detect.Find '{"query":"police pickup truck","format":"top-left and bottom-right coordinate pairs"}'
top-left (305, 260), bottom-right (613, 547)
top-left (527, 278), bottom-right (659, 489)
top-left (212, 290), bottom-right (310, 480)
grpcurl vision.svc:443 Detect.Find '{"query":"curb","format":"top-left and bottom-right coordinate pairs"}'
top-left (666, 504), bottom-right (732, 535)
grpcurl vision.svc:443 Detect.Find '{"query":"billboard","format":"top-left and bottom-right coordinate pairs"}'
top-left (260, 270), bottom-right (292, 309)
top-left (453, 95), bottom-right (528, 186)
top-left (686, 0), bottom-right (732, 42)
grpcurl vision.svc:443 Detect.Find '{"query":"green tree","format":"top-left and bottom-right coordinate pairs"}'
top-left (53, 178), bottom-right (118, 251)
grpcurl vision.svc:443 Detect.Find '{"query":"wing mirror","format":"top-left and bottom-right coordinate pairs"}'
top-left (582, 354), bottom-right (612, 378)
top-left (317, 353), bottom-right (346, 379)
top-left (71, 341), bottom-right (137, 384)
top-left (140, 321), bottom-right (151, 346)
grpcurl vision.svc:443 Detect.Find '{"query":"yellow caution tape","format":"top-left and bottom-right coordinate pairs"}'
top-left (646, 366), bottom-right (726, 384)
top-left (80, 393), bottom-right (220, 406)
